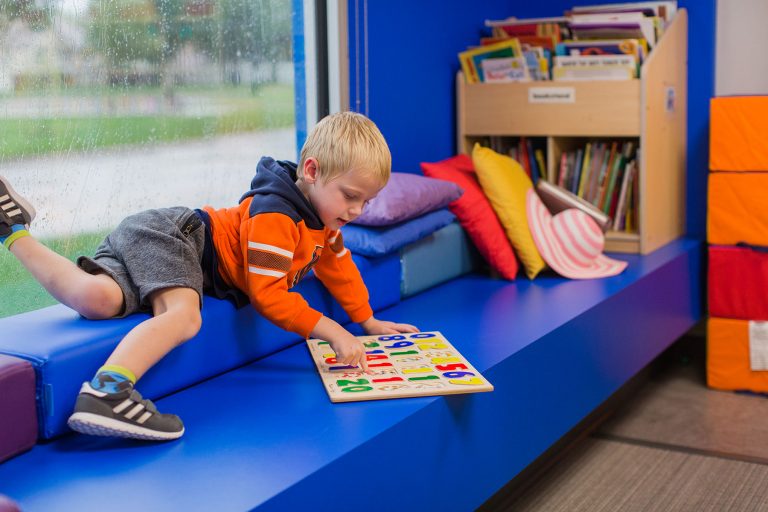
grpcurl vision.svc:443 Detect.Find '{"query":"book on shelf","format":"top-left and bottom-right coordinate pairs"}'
top-left (552, 54), bottom-right (637, 80)
top-left (613, 159), bottom-right (637, 231)
top-left (571, 1), bottom-right (677, 24)
top-left (555, 38), bottom-right (646, 65)
top-left (458, 38), bottom-right (523, 83)
top-left (595, 142), bottom-right (618, 208)
top-left (568, 11), bottom-right (657, 48)
top-left (577, 142), bottom-right (592, 197)
top-left (570, 148), bottom-right (584, 195)
top-left (553, 140), bottom-right (637, 226)
top-left (536, 180), bottom-right (612, 232)
top-left (603, 141), bottom-right (635, 214)
top-left (485, 16), bottom-right (568, 37)
top-left (535, 148), bottom-right (548, 182)
top-left (526, 138), bottom-right (542, 183)
top-left (463, 3), bottom-right (677, 84)
top-left (522, 46), bottom-right (551, 80)
top-left (480, 57), bottom-right (530, 82)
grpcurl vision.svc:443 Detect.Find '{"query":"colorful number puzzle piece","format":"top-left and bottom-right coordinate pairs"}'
top-left (305, 331), bottom-right (493, 402)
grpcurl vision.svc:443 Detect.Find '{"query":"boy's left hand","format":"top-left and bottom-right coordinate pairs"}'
top-left (360, 316), bottom-right (419, 335)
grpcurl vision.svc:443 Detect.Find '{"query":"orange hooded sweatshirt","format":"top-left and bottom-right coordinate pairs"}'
top-left (196, 157), bottom-right (372, 338)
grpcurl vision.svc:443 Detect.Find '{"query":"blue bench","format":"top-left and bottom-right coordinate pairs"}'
top-left (0, 237), bottom-right (702, 510)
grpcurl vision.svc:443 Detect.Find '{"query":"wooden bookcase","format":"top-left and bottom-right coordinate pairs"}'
top-left (457, 10), bottom-right (687, 254)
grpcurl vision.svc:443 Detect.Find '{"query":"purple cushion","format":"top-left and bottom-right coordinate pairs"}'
top-left (0, 354), bottom-right (37, 463)
top-left (352, 172), bottom-right (463, 226)
top-left (0, 495), bottom-right (20, 512)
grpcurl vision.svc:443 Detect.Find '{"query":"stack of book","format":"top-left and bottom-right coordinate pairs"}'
top-left (553, 140), bottom-right (638, 232)
top-left (458, 1), bottom-right (676, 83)
top-left (481, 136), bottom-right (547, 184)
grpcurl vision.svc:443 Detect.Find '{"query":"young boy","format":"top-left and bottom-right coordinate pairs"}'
top-left (0, 111), bottom-right (417, 441)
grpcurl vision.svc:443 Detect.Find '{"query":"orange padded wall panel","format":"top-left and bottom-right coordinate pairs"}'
top-left (708, 317), bottom-right (768, 393)
top-left (710, 96), bottom-right (768, 171)
top-left (708, 173), bottom-right (768, 245)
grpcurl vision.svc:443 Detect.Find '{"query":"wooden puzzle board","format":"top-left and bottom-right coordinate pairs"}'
top-left (306, 331), bottom-right (493, 402)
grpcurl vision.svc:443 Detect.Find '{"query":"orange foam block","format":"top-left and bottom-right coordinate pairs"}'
top-left (708, 172), bottom-right (768, 245)
top-left (708, 317), bottom-right (768, 393)
top-left (710, 96), bottom-right (768, 171)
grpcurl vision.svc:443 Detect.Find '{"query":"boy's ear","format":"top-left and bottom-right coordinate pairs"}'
top-left (302, 158), bottom-right (319, 184)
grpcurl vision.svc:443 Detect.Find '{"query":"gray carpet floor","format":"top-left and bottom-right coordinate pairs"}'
top-left (488, 338), bottom-right (768, 511)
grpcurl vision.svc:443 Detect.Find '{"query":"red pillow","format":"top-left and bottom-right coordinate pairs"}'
top-left (421, 155), bottom-right (519, 279)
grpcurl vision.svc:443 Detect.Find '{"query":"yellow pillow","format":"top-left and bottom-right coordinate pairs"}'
top-left (472, 143), bottom-right (546, 279)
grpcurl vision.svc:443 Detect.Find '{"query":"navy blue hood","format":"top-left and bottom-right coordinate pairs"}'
top-left (239, 157), bottom-right (323, 230)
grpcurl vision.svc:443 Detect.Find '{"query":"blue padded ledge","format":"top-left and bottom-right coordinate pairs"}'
top-left (399, 221), bottom-right (481, 297)
top-left (0, 239), bottom-right (703, 511)
top-left (0, 253), bottom-right (401, 439)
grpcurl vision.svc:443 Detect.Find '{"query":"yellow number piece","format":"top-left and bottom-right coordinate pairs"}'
top-left (417, 342), bottom-right (447, 350)
top-left (430, 357), bottom-right (461, 364)
top-left (402, 367), bottom-right (433, 374)
top-left (449, 377), bottom-right (484, 386)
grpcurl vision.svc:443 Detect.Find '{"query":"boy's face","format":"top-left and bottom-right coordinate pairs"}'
top-left (303, 160), bottom-right (383, 230)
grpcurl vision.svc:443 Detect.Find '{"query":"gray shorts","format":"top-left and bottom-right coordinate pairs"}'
top-left (77, 207), bottom-right (205, 318)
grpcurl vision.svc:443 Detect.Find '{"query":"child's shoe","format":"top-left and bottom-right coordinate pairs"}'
top-left (67, 382), bottom-right (185, 441)
top-left (0, 175), bottom-right (36, 231)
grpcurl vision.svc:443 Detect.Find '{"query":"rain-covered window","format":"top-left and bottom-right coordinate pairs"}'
top-left (0, 0), bottom-right (296, 317)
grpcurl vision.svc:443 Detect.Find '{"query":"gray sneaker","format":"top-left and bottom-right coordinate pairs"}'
top-left (67, 382), bottom-right (185, 441)
top-left (0, 175), bottom-right (36, 231)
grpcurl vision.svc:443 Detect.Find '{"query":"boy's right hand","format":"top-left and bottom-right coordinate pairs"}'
top-left (311, 316), bottom-right (369, 373)
top-left (328, 333), bottom-right (369, 373)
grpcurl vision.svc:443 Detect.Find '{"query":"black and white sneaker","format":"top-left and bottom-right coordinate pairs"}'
top-left (0, 175), bottom-right (36, 230)
top-left (67, 382), bottom-right (185, 441)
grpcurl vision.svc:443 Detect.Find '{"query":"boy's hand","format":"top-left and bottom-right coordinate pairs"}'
top-left (311, 316), bottom-right (369, 372)
top-left (360, 316), bottom-right (419, 335)
top-left (328, 333), bottom-right (369, 373)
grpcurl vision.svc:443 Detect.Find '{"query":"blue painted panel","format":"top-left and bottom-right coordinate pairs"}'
top-left (347, 0), bottom-right (512, 171)
top-left (0, 239), bottom-right (703, 511)
top-left (292, 0), bottom-right (307, 154)
top-left (349, 0), bottom-right (714, 238)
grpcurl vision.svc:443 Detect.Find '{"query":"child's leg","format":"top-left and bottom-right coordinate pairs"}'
top-left (9, 237), bottom-right (123, 319)
top-left (68, 286), bottom-right (202, 441)
top-left (1, 176), bottom-right (123, 319)
top-left (103, 286), bottom-right (202, 380)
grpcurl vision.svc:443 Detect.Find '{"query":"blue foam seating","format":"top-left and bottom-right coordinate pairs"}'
top-left (0, 221), bottom-right (477, 441)
top-left (0, 239), bottom-right (703, 511)
top-left (0, 252), bottom-right (402, 439)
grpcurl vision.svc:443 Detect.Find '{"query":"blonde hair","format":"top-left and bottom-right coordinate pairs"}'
top-left (299, 111), bottom-right (391, 186)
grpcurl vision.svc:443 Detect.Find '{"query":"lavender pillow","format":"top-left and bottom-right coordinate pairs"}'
top-left (352, 172), bottom-right (464, 226)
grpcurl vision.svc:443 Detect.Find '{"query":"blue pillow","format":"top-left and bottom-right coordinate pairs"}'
top-left (342, 209), bottom-right (456, 257)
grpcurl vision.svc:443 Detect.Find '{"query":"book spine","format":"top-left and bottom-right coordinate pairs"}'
top-left (577, 143), bottom-right (592, 197)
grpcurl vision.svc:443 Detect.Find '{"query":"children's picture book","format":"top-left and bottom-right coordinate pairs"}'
top-left (568, 11), bottom-right (657, 48)
top-left (556, 39), bottom-right (645, 66)
top-left (571, 1), bottom-right (677, 24)
top-left (306, 331), bottom-right (494, 402)
top-left (481, 57), bottom-right (530, 82)
top-left (553, 54), bottom-right (637, 80)
top-left (459, 39), bottom-right (523, 83)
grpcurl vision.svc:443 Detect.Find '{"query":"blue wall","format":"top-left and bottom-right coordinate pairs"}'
top-left (347, 0), bottom-right (715, 240)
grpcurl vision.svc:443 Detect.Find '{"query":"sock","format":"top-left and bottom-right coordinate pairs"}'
top-left (1, 225), bottom-right (29, 249)
top-left (91, 365), bottom-right (137, 394)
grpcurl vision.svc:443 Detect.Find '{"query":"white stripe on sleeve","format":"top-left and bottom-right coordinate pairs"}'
top-left (247, 241), bottom-right (293, 258)
top-left (248, 266), bottom-right (287, 278)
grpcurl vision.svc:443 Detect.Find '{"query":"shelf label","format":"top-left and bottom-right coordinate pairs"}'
top-left (528, 87), bottom-right (575, 104)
